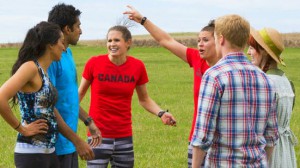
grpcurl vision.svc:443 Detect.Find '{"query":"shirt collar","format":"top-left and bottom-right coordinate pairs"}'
top-left (222, 52), bottom-right (247, 62)
top-left (267, 68), bottom-right (284, 76)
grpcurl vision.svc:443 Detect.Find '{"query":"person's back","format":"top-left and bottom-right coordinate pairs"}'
top-left (267, 72), bottom-right (297, 168)
top-left (201, 53), bottom-right (277, 167)
top-left (247, 27), bottom-right (297, 168)
top-left (191, 14), bottom-right (278, 168)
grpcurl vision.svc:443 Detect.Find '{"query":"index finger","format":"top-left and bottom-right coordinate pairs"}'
top-left (88, 149), bottom-right (95, 160)
top-left (34, 119), bottom-right (48, 123)
top-left (126, 5), bottom-right (133, 10)
top-left (89, 137), bottom-right (101, 147)
top-left (123, 5), bottom-right (134, 15)
top-left (170, 119), bottom-right (177, 126)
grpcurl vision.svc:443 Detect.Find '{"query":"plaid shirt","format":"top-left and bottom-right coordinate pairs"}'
top-left (192, 52), bottom-right (279, 167)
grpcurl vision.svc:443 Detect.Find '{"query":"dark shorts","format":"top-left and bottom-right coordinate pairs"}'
top-left (57, 151), bottom-right (78, 168)
top-left (14, 152), bottom-right (59, 168)
top-left (87, 136), bottom-right (134, 168)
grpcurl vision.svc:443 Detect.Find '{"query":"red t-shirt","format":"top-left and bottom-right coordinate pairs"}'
top-left (186, 48), bottom-right (210, 141)
top-left (82, 55), bottom-right (148, 138)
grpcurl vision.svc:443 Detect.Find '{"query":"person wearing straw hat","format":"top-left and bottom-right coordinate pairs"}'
top-left (247, 27), bottom-right (297, 168)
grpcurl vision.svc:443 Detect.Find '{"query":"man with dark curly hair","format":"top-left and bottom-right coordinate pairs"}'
top-left (47, 3), bottom-right (101, 168)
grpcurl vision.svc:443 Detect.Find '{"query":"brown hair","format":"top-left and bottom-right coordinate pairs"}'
top-left (248, 35), bottom-right (273, 72)
top-left (248, 35), bottom-right (263, 53)
top-left (201, 20), bottom-right (215, 34)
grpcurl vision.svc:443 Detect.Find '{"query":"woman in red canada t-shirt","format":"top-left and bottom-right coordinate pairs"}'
top-left (124, 6), bottom-right (220, 167)
top-left (78, 25), bottom-right (176, 168)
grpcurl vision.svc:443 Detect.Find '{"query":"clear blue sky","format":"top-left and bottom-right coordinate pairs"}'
top-left (0, 0), bottom-right (299, 43)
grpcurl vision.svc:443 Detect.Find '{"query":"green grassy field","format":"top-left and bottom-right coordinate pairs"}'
top-left (0, 46), bottom-right (299, 167)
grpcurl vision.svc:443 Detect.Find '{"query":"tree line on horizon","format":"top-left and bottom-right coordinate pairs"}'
top-left (1, 32), bottom-right (300, 48)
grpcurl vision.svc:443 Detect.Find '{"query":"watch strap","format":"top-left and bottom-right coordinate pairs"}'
top-left (158, 110), bottom-right (168, 118)
top-left (84, 117), bottom-right (93, 126)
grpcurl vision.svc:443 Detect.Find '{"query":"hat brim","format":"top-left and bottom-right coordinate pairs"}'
top-left (250, 27), bottom-right (285, 66)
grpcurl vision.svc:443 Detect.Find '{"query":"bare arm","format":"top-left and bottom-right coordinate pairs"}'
top-left (124, 5), bottom-right (188, 62)
top-left (78, 77), bottom-right (91, 102)
top-left (55, 108), bottom-right (94, 160)
top-left (0, 62), bottom-right (48, 136)
top-left (78, 77), bottom-right (102, 147)
top-left (78, 106), bottom-right (102, 147)
top-left (192, 146), bottom-right (206, 168)
top-left (135, 84), bottom-right (176, 126)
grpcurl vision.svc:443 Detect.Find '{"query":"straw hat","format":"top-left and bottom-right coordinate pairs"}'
top-left (250, 27), bottom-right (286, 66)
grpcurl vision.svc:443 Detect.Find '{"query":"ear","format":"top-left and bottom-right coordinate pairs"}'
top-left (126, 39), bottom-right (132, 48)
top-left (62, 25), bottom-right (71, 34)
top-left (219, 35), bottom-right (225, 46)
top-left (46, 44), bottom-right (54, 53)
top-left (127, 39), bottom-right (132, 45)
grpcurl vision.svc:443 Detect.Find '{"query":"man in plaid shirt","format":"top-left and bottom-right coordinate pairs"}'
top-left (191, 14), bottom-right (279, 168)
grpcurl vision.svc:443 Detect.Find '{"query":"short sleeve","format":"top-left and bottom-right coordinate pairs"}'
top-left (136, 61), bottom-right (149, 85)
top-left (82, 57), bottom-right (96, 82)
top-left (47, 61), bottom-right (61, 86)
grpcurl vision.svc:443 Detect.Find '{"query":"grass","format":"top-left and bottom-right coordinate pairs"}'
top-left (0, 46), bottom-right (299, 168)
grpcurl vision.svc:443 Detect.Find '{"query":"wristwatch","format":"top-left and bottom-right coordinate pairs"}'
top-left (157, 110), bottom-right (168, 118)
top-left (141, 16), bottom-right (147, 25)
top-left (84, 117), bottom-right (93, 126)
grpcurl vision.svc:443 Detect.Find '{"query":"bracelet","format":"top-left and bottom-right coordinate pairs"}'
top-left (141, 17), bottom-right (147, 25)
top-left (14, 122), bottom-right (21, 130)
top-left (84, 117), bottom-right (93, 126)
top-left (157, 109), bottom-right (168, 118)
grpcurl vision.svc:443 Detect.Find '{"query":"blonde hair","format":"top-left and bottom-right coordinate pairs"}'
top-left (215, 14), bottom-right (250, 49)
